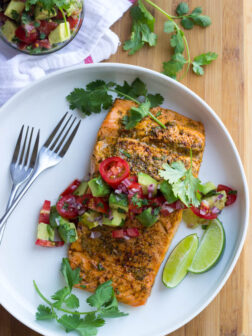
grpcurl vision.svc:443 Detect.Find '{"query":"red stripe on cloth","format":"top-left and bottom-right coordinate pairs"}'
top-left (84, 55), bottom-right (94, 64)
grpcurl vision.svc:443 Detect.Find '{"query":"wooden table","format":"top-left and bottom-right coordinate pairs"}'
top-left (0, 0), bottom-right (250, 335)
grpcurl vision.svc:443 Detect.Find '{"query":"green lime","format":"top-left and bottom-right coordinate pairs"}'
top-left (162, 234), bottom-right (198, 288)
top-left (188, 219), bottom-right (225, 274)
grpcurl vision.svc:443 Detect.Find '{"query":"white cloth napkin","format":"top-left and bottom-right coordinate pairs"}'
top-left (0, 0), bottom-right (134, 106)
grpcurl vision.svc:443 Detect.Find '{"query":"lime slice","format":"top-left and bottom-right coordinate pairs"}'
top-left (162, 234), bottom-right (198, 288)
top-left (188, 219), bottom-right (225, 274)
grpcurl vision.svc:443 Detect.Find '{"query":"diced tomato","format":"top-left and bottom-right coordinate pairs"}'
top-left (125, 228), bottom-right (139, 237)
top-left (35, 239), bottom-right (64, 247)
top-left (128, 183), bottom-right (145, 214)
top-left (15, 24), bottom-right (38, 44)
top-left (56, 194), bottom-right (81, 219)
top-left (55, 10), bottom-right (64, 20)
top-left (38, 200), bottom-right (51, 224)
top-left (67, 15), bottom-right (79, 29)
top-left (88, 197), bottom-right (109, 214)
top-left (39, 20), bottom-right (58, 36)
top-left (33, 39), bottom-right (51, 49)
top-left (112, 229), bottom-right (125, 239)
top-left (149, 196), bottom-right (166, 208)
top-left (18, 42), bottom-right (28, 50)
top-left (99, 157), bottom-right (130, 188)
top-left (169, 200), bottom-right (187, 210)
top-left (0, 13), bottom-right (7, 24)
top-left (128, 182), bottom-right (143, 197)
top-left (78, 194), bottom-right (92, 207)
top-left (191, 203), bottom-right (219, 220)
top-left (61, 179), bottom-right (81, 196)
top-left (217, 184), bottom-right (237, 206)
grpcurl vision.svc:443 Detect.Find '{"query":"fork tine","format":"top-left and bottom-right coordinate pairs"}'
top-left (54, 117), bottom-right (76, 153)
top-left (59, 120), bottom-right (81, 158)
top-left (24, 127), bottom-right (34, 167)
top-left (44, 112), bottom-right (68, 148)
top-left (29, 130), bottom-right (40, 168)
top-left (49, 115), bottom-right (73, 151)
top-left (18, 126), bottom-right (29, 166)
top-left (11, 125), bottom-right (24, 165)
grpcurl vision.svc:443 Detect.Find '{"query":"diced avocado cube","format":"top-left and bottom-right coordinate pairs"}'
top-left (203, 190), bottom-right (227, 211)
top-left (66, 0), bottom-right (82, 17)
top-left (109, 193), bottom-right (128, 212)
top-left (137, 207), bottom-right (159, 227)
top-left (37, 223), bottom-right (55, 241)
top-left (138, 172), bottom-right (158, 196)
top-left (103, 209), bottom-right (126, 227)
top-left (1, 20), bottom-right (17, 42)
top-left (160, 180), bottom-right (177, 203)
top-left (4, 1), bottom-right (25, 20)
top-left (57, 217), bottom-right (78, 243)
top-left (198, 182), bottom-right (217, 195)
top-left (88, 176), bottom-right (110, 197)
top-left (35, 5), bottom-right (57, 20)
top-left (79, 210), bottom-right (102, 229)
top-left (182, 209), bottom-right (207, 228)
top-left (48, 22), bottom-right (71, 45)
top-left (73, 181), bottom-right (88, 196)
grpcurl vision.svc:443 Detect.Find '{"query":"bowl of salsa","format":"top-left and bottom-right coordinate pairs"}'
top-left (0, 0), bottom-right (83, 55)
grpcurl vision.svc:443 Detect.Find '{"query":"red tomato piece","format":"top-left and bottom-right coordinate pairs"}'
top-left (112, 229), bottom-right (125, 239)
top-left (18, 42), bottom-right (28, 50)
top-left (38, 200), bottom-right (51, 224)
top-left (55, 10), bottom-right (64, 20)
top-left (56, 194), bottom-right (81, 219)
top-left (0, 13), bottom-right (7, 24)
top-left (99, 157), bottom-right (130, 188)
top-left (217, 184), bottom-right (237, 206)
top-left (169, 200), bottom-right (187, 210)
top-left (88, 197), bottom-right (109, 214)
top-left (191, 204), bottom-right (218, 220)
top-left (35, 239), bottom-right (64, 247)
top-left (67, 15), bottom-right (79, 29)
top-left (15, 24), bottom-right (38, 44)
top-left (125, 228), bottom-right (139, 237)
top-left (39, 20), bottom-right (58, 36)
top-left (61, 179), bottom-right (81, 196)
top-left (128, 183), bottom-right (145, 214)
top-left (33, 39), bottom-right (51, 49)
top-left (149, 196), bottom-right (166, 207)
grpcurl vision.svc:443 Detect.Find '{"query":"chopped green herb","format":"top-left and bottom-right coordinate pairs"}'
top-left (11, 9), bottom-right (19, 20)
top-left (119, 149), bottom-right (131, 158)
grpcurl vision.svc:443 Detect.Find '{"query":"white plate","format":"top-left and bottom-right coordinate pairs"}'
top-left (0, 63), bottom-right (249, 336)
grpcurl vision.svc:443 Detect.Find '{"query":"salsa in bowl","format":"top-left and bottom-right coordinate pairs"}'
top-left (0, 0), bottom-right (83, 55)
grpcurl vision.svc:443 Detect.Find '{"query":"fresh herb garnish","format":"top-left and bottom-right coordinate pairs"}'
top-left (11, 9), bottom-right (19, 20)
top-left (131, 194), bottom-right (149, 208)
top-left (159, 151), bottom-right (201, 207)
top-left (21, 12), bottom-right (32, 24)
top-left (124, 0), bottom-right (217, 80)
top-left (119, 149), bottom-right (131, 159)
top-left (34, 258), bottom-right (127, 335)
top-left (66, 78), bottom-right (165, 129)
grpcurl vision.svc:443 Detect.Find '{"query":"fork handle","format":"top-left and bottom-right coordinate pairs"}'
top-left (6, 184), bottom-right (21, 210)
top-left (0, 168), bottom-right (42, 244)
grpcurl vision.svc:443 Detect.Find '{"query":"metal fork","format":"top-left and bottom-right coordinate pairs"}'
top-left (6, 125), bottom-right (40, 210)
top-left (0, 113), bottom-right (81, 244)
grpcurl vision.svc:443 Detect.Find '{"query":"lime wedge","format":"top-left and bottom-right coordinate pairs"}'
top-left (188, 219), bottom-right (225, 274)
top-left (162, 234), bottom-right (198, 288)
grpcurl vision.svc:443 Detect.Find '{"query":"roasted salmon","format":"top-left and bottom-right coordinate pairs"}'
top-left (69, 99), bottom-right (205, 306)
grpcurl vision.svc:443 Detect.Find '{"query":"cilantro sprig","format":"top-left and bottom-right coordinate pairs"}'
top-left (159, 152), bottom-right (201, 207)
top-left (34, 258), bottom-right (127, 336)
top-left (67, 78), bottom-right (165, 129)
top-left (124, 0), bottom-right (218, 80)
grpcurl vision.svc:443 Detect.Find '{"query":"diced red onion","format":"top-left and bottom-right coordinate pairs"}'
top-left (94, 215), bottom-right (103, 222)
top-left (201, 200), bottom-right (209, 207)
top-left (122, 178), bottom-right (132, 187)
top-left (90, 231), bottom-right (101, 239)
top-left (78, 208), bottom-right (86, 216)
top-left (115, 188), bottom-right (122, 194)
top-left (124, 236), bottom-right (130, 240)
top-left (199, 208), bottom-right (207, 216)
top-left (211, 206), bottom-right (221, 214)
top-left (55, 218), bottom-right (60, 227)
top-left (161, 202), bottom-right (174, 213)
top-left (217, 194), bottom-right (224, 200)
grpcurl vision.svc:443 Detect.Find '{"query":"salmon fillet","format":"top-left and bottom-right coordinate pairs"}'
top-left (69, 99), bottom-right (205, 306)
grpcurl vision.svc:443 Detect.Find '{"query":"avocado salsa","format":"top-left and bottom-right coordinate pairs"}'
top-left (0, 0), bottom-right (82, 54)
top-left (35, 156), bottom-right (237, 247)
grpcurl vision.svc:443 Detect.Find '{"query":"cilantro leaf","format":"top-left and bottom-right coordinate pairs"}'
top-left (65, 294), bottom-right (80, 309)
top-left (98, 292), bottom-right (128, 319)
top-left (36, 305), bottom-right (55, 320)
top-left (125, 100), bottom-right (151, 129)
top-left (170, 31), bottom-right (184, 54)
top-left (192, 52), bottom-right (218, 75)
top-left (61, 258), bottom-right (81, 290)
top-left (176, 2), bottom-right (189, 16)
top-left (160, 180), bottom-right (177, 203)
top-left (51, 287), bottom-right (70, 301)
top-left (181, 17), bottom-right (194, 30)
top-left (159, 161), bottom-right (187, 183)
top-left (163, 53), bottom-right (187, 79)
top-left (66, 81), bottom-right (113, 115)
top-left (191, 7), bottom-right (202, 15)
top-left (75, 313), bottom-right (105, 336)
top-left (123, 1), bottom-right (157, 55)
top-left (87, 281), bottom-right (114, 310)
top-left (164, 20), bottom-right (175, 34)
top-left (147, 93), bottom-right (164, 108)
top-left (58, 314), bottom-right (81, 332)
top-left (190, 14), bottom-right (211, 27)
top-left (115, 78), bottom-right (147, 99)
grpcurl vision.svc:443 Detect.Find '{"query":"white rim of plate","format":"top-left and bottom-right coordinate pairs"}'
top-left (0, 63), bottom-right (249, 336)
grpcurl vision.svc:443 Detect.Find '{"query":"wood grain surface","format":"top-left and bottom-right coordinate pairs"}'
top-left (0, 0), bottom-right (250, 335)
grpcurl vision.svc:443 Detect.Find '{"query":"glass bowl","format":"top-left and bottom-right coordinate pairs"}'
top-left (0, 0), bottom-right (84, 55)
